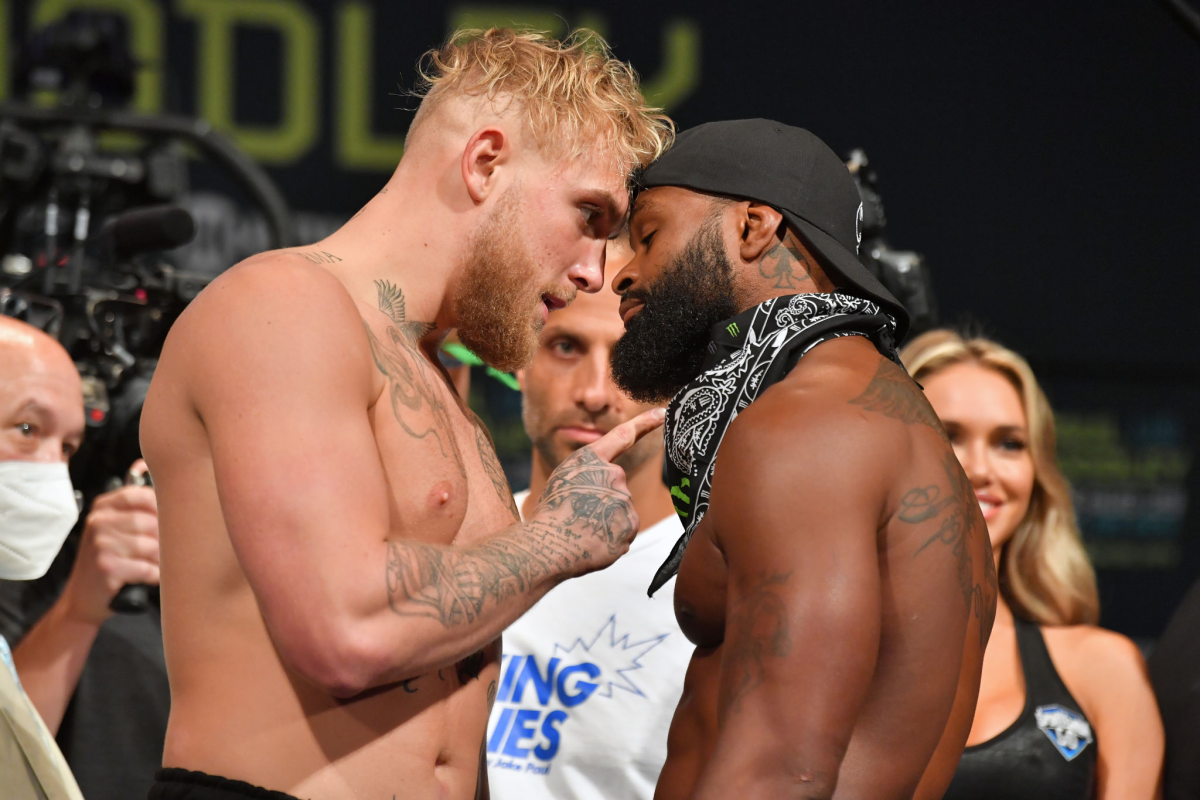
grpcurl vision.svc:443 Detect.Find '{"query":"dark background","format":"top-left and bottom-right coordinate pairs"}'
top-left (4, 0), bottom-right (1199, 638)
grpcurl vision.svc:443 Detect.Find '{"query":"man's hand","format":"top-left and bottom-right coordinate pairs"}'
top-left (530, 407), bottom-right (665, 577)
top-left (60, 461), bottom-right (159, 625)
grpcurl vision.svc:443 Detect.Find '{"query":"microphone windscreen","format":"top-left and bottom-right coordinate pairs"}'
top-left (101, 205), bottom-right (196, 257)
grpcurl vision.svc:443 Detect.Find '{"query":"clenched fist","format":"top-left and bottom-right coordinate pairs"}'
top-left (530, 407), bottom-right (665, 577)
top-left (60, 461), bottom-right (159, 625)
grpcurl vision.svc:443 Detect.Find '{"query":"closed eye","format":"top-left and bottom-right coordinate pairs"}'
top-left (640, 230), bottom-right (656, 249)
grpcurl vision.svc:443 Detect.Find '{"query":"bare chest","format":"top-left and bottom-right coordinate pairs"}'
top-left (674, 518), bottom-right (729, 648)
top-left (364, 322), bottom-right (518, 547)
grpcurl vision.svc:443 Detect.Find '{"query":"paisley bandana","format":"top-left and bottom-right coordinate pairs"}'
top-left (648, 292), bottom-right (901, 596)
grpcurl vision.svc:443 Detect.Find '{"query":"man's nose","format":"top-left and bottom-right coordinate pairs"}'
top-left (611, 257), bottom-right (638, 295)
top-left (567, 240), bottom-right (607, 293)
top-left (573, 351), bottom-right (612, 414)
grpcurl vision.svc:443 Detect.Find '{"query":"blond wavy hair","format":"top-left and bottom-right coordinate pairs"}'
top-left (410, 27), bottom-right (674, 180)
top-left (901, 330), bottom-right (1099, 626)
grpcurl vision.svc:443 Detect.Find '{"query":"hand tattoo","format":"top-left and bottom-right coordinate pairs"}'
top-left (534, 448), bottom-right (635, 555)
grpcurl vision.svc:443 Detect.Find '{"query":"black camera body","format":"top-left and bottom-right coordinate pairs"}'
top-left (846, 149), bottom-right (938, 337)
top-left (2, 12), bottom-right (293, 612)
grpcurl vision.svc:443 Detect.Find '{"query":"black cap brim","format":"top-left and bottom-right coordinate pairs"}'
top-left (782, 210), bottom-right (910, 341)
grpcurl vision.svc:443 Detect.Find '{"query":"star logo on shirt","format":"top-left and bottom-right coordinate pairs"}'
top-left (552, 615), bottom-right (671, 699)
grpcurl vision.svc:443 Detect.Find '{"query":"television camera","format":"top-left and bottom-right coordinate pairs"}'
top-left (1, 12), bottom-right (294, 611)
top-left (847, 149), bottom-right (938, 336)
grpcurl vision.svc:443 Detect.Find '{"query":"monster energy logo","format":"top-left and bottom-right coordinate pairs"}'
top-left (726, 322), bottom-right (740, 337)
top-left (670, 478), bottom-right (691, 517)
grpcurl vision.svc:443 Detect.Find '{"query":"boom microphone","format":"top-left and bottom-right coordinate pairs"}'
top-left (98, 204), bottom-right (195, 258)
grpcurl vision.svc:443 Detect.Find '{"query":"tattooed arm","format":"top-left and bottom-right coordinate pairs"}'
top-left (182, 259), bottom-right (661, 696)
top-left (692, 400), bottom-right (889, 799)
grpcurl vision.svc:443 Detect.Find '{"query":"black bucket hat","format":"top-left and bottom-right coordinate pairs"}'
top-left (638, 119), bottom-right (910, 341)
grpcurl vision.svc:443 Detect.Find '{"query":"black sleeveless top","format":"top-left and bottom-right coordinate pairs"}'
top-left (944, 619), bottom-right (1097, 800)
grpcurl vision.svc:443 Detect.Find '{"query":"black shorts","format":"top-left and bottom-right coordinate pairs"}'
top-left (148, 769), bottom-right (304, 800)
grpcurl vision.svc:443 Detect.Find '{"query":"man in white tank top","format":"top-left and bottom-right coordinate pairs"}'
top-left (488, 240), bottom-right (690, 800)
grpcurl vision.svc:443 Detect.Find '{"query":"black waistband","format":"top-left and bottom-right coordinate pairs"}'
top-left (149, 768), bottom-right (305, 800)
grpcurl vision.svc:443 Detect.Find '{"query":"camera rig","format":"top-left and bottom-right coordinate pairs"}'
top-left (1, 12), bottom-right (294, 610)
top-left (846, 149), bottom-right (938, 336)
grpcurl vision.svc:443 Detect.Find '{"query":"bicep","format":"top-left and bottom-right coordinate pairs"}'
top-left (708, 414), bottom-right (885, 772)
top-left (185, 266), bottom-right (389, 618)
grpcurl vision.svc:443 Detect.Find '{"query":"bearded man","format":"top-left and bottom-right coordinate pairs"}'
top-left (139, 29), bottom-right (671, 800)
top-left (609, 120), bottom-right (997, 799)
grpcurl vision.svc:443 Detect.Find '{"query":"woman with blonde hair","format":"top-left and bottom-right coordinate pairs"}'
top-left (901, 329), bottom-right (1163, 799)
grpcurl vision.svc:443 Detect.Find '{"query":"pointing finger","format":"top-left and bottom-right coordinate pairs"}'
top-left (588, 408), bottom-right (666, 463)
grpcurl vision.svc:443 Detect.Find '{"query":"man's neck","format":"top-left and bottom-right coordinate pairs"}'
top-left (731, 232), bottom-right (839, 315)
top-left (316, 164), bottom-right (465, 342)
top-left (523, 450), bottom-right (677, 531)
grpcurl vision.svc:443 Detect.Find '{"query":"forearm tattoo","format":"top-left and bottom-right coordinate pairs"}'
top-left (724, 570), bottom-right (794, 713)
top-left (384, 447), bottom-right (633, 628)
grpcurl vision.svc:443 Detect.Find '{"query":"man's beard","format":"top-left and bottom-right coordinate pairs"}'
top-left (455, 186), bottom-right (568, 373)
top-left (611, 219), bottom-right (738, 404)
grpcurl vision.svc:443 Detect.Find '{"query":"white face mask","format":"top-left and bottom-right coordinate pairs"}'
top-left (0, 461), bottom-right (80, 580)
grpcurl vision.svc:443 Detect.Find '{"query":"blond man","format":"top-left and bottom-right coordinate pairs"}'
top-left (140, 29), bottom-right (672, 800)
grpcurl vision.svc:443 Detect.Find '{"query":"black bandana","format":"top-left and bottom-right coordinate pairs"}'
top-left (649, 292), bottom-right (901, 596)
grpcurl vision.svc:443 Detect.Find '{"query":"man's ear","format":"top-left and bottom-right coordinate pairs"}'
top-left (461, 127), bottom-right (509, 203)
top-left (736, 201), bottom-right (786, 264)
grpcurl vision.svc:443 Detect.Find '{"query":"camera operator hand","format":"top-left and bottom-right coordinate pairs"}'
top-left (59, 460), bottom-right (159, 625)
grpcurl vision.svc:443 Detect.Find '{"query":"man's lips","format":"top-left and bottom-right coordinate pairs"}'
top-left (557, 426), bottom-right (605, 445)
top-left (619, 298), bottom-right (645, 324)
top-left (542, 293), bottom-right (569, 311)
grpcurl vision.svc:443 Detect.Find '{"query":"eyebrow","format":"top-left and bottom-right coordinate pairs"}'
top-left (630, 194), bottom-right (662, 222)
top-left (595, 190), bottom-right (628, 228)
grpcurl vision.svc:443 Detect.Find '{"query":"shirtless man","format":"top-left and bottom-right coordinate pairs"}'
top-left (138, 29), bottom-right (672, 800)
top-left (608, 120), bottom-right (997, 799)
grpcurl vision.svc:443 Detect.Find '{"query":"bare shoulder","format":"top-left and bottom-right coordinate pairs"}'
top-left (710, 373), bottom-right (897, 537)
top-left (164, 253), bottom-right (373, 398)
top-left (1043, 624), bottom-right (1151, 685)
top-left (1043, 624), bottom-right (1156, 721)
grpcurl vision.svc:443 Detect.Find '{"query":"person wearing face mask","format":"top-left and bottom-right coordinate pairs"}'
top-left (0, 315), bottom-right (86, 799)
top-left (0, 313), bottom-right (165, 800)
top-left (901, 329), bottom-right (1164, 800)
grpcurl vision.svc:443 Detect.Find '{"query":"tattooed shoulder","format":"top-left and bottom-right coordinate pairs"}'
top-left (850, 358), bottom-right (948, 441)
top-left (294, 249), bottom-right (342, 265)
top-left (374, 279), bottom-right (436, 343)
top-left (901, 452), bottom-right (995, 644)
